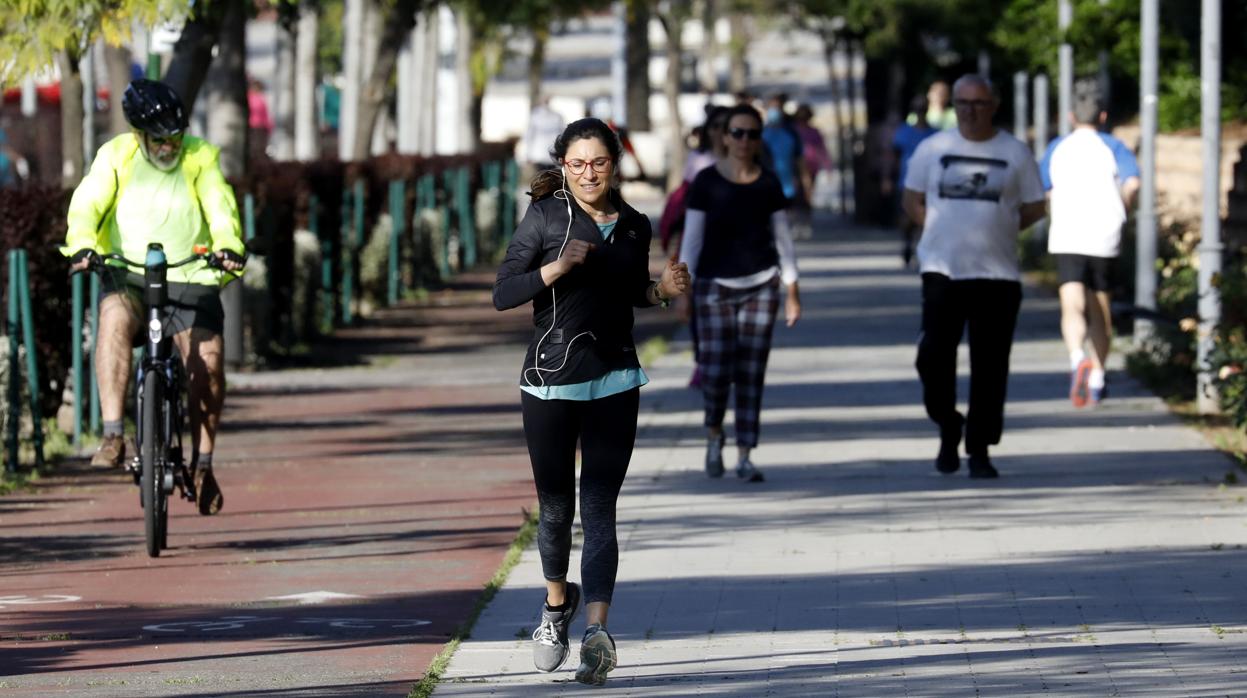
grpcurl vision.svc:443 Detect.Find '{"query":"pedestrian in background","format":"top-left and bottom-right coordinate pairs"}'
top-left (791, 103), bottom-right (831, 238)
top-left (892, 96), bottom-right (938, 267)
top-left (1040, 80), bottom-right (1140, 408)
top-left (680, 104), bottom-right (801, 483)
top-left (761, 93), bottom-right (810, 236)
top-left (523, 95), bottom-right (565, 172)
top-left (910, 80), bottom-right (957, 130)
top-left (902, 74), bottom-right (1046, 479)
top-left (494, 117), bottom-right (689, 686)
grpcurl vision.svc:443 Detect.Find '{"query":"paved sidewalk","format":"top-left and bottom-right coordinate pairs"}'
top-left (439, 224), bottom-right (1247, 695)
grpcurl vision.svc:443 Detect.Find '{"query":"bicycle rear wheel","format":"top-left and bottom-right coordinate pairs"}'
top-left (140, 369), bottom-right (166, 558)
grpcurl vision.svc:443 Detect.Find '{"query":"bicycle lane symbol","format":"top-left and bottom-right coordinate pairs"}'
top-left (0, 595), bottom-right (82, 609)
top-left (143, 616), bottom-right (433, 634)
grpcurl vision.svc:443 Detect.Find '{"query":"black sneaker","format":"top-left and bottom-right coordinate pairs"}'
top-left (967, 452), bottom-right (999, 479)
top-left (936, 414), bottom-right (963, 474)
top-left (575, 623), bottom-right (617, 686)
top-left (532, 582), bottom-right (580, 672)
top-left (705, 432), bottom-right (725, 478)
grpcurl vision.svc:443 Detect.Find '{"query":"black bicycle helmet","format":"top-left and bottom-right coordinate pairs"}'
top-left (122, 79), bottom-right (188, 137)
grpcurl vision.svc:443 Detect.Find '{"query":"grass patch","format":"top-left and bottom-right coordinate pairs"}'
top-left (637, 335), bottom-right (670, 369)
top-left (408, 505), bottom-right (540, 698)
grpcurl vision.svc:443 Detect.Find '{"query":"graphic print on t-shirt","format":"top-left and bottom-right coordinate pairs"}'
top-left (937, 155), bottom-right (1007, 202)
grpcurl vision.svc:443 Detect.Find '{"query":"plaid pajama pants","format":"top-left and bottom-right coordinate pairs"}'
top-left (693, 276), bottom-right (781, 448)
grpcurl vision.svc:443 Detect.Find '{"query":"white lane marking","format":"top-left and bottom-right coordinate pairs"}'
top-left (143, 615), bottom-right (432, 633)
top-left (263, 591), bottom-right (364, 605)
top-left (0, 594), bottom-right (82, 608)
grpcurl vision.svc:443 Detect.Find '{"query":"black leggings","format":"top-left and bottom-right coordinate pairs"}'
top-left (521, 388), bottom-right (638, 605)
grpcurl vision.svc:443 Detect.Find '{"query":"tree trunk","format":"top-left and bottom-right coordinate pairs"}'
top-left (163, 2), bottom-right (226, 113)
top-left (455, 8), bottom-right (478, 151)
top-left (656, 9), bottom-right (685, 191)
top-left (294, 1), bottom-right (319, 161)
top-left (625, 0), bottom-right (651, 130)
top-left (353, 0), bottom-right (421, 160)
top-left (271, 5), bottom-right (298, 161)
top-left (697, 0), bottom-right (718, 93)
top-left (203, 0), bottom-right (248, 177)
top-left (727, 13), bottom-right (747, 93)
top-left (56, 51), bottom-right (85, 188)
top-left (104, 43), bottom-right (132, 137)
top-left (418, 12), bottom-right (438, 154)
top-left (821, 31), bottom-right (849, 215)
top-left (527, 29), bottom-right (548, 111)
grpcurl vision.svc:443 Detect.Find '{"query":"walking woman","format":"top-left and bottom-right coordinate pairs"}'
top-left (494, 117), bottom-right (690, 685)
top-left (679, 103), bottom-right (801, 482)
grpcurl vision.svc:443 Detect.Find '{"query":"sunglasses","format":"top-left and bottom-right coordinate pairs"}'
top-left (147, 133), bottom-right (184, 147)
top-left (727, 128), bottom-right (762, 141)
top-left (564, 157), bottom-right (612, 175)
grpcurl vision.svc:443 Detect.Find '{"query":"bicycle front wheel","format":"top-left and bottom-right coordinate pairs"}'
top-left (140, 368), bottom-right (166, 558)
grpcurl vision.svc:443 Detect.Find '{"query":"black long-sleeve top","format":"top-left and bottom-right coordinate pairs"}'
top-left (494, 189), bottom-right (658, 387)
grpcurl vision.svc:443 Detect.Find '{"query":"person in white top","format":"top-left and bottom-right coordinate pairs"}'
top-left (902, 74), bottom-right (1047, 479)
top-left (1040, 81), bottom-right (1141, 408)
top-left (523, 96), bottom-right (567, 170)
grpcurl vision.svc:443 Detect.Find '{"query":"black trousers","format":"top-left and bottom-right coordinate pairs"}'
top-left (915, 273), bottom-right (1022, 454)
top-left (520, 388), bottom-right (638, 605)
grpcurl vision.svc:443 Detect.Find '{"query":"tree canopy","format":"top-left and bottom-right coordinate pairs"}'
top-left (0, 0), bottom-right (186, 85)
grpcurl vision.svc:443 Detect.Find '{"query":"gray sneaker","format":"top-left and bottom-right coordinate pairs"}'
top-left (532, 582), bottom-right (580, 672)
top-left (736, 456), bottom-right (765, 482)
top-left (575, 623), bottom-right (617, 686)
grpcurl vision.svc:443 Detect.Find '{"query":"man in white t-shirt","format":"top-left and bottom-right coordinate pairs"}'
top-left (1040, 83), bottom-right (1140, 408)
top-left (902, 74), bottom-right (1047, 479)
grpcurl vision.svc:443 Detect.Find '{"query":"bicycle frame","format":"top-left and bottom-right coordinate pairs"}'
top-left (133, 244), bottom-right (189, 502)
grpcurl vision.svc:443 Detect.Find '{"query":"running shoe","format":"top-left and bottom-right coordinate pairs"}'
top-left (575, 623), bottom-right (617, 686)
top-left (1089, 383), bottom-right (1107, 406)
top-left (193, 468), bottom-right (224, 515)
top-left (532, 582), bottom-right (580, 672)
top-left (705, 432), bottom-right (725, 478)
top-left (90, 434), bottom-right (128, 468)
top-left (736, 456), bottom-right (765, 483)
top-left (967, 451), bottom-right (999, 479)
top-left (1070, 358), bottom-right (1093, 408)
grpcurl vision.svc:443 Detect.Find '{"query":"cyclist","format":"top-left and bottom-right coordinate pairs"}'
top-left (64, 79), bottom-right (246, 515)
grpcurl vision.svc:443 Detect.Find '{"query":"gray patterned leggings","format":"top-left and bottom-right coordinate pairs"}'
top-left (520, 388), bottom-right (638, 605)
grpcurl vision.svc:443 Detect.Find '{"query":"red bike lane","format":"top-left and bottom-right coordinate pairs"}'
top-left (0, 282), bottom-right (546, 696)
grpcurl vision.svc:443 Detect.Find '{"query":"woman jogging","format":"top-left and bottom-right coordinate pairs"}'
top-left (679, 103), bottom-right (801, 483)
top-left (494, 117), bottom-right (690, 686)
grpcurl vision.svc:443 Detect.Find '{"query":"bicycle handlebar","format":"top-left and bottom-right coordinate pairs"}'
top-left (71, 248), bottom-right (241, 280)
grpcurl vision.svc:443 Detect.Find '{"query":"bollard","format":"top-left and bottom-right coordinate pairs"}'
top-left (458, 166), bottom-right (477, 268)
top-left (388, 179), bottom-right (405, 306)
top-left (502, 159), bottom-right (518, 243)
top-left (6, 251), bottom-right (19, 472)
top-left (16, 251), bottom-right (43, 468)
top-left (71, 272), bottom-right (83, 449)
top-left (441, 170), bottom-right (456, 276)
top-left (89, 273), bottom-right (100, 434)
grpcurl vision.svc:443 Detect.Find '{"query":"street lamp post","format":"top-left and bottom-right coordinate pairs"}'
top-left (1196, 0), bottom-right (1223, 414)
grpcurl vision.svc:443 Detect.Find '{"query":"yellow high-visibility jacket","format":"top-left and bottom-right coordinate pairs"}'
top-left (63, 133), bottom-right (245, 286)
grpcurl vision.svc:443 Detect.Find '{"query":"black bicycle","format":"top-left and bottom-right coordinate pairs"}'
top-left (80, 243), bottom-right (230, 557)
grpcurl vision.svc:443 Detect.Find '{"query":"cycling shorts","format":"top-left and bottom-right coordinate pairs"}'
top-left (99, 267), bottom-right (225, 338)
